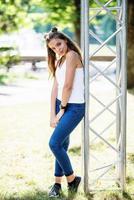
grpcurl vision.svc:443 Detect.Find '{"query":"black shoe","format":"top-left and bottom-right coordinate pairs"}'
top-left (48, 183), bottom-right (62, 198)
top-left (68, 176), bottom-right (81, 193)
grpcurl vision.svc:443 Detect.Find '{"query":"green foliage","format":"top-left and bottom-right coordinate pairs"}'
top-left (0, 72), bottom-right (17, 85)
top-left (0, 0), bottom-right (31, 34)
top-left (0, 74), bottom-right (9, 85)
top-left (0, 46), bottom-right (20, 70)
top-left (28, 0), bottom-right (78, 31)
top-left (0, 55), bottom-right (20, 68)
top-left (0, 47), bottom-right (14, 52)
top-left (91, 0), bottom-right (116, 7)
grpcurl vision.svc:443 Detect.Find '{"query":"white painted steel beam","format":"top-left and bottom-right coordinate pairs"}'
top-left (81, 0), bottom-right (127, 192)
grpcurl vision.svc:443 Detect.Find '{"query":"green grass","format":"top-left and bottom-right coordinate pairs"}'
top-left (0, 73), bottom-right (17, 85)
top-left (128, 153), bottom-right (134, 164)
top-left (0, 71), bottom-right (39, 85)
top-left (0, 88), bottom-right (134, 199)
top-left (69, 146), bottom-right (81, 156)
top-left (94, 190), bottom-right (133, 200)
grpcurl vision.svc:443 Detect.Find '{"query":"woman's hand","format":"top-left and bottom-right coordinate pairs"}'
top-left (55, 109), bottom-right (65, 123)
top-left (50, 115), bottom-right (57, 128)
top-left (50, 110), bottom-right (65, 128)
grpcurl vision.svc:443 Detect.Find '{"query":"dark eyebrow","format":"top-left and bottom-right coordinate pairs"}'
top-left (49, 40), bottom-right (61, 50)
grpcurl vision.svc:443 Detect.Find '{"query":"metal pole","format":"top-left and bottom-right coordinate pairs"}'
top-left (116, 0), bottom-right (121, 183)
top-left (120, 0), bottom-right (127, 190)
top-left (81, 0), bottom-right (85, 191)
top-left (81, 0), bottom-right (85, 54)
top-left (83, 0), bottom-right (90, 194)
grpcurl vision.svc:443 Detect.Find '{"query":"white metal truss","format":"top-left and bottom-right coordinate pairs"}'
top-left (81, 0), bottom-right (127, 193)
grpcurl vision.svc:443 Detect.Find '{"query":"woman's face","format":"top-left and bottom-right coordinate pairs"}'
top-left (48, 38), bottom-right (68, 57)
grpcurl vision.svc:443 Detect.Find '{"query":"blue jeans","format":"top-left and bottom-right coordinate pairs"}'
top-left (49, 98), bottom-right (85, 177)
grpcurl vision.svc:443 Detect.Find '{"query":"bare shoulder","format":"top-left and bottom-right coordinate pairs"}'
top-left (66, 50), bottom-right (82, 68)
top-left (66, 50), bottom-right (79, 60)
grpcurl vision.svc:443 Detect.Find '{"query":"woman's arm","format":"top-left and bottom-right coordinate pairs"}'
top-left (50, 77), bottom-right (58, 127)
top-left (61, 51), bottom-right (78, 106)
top-left (55, 51), bottom-right (78, 123)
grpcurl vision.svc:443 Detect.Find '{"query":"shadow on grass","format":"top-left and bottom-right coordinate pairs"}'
top-left (94, 190), bottom-right (133, 200)
top-left (128, 153), bottom-right (134, 164)
top-left (126, 176), bottom-right (134, 184)
top-left (0, 190), bottom-right (54, 200)
top-left (66, 191), bottom-right (93, 200)
top-left (128, 88), bottom-right (134, 95)
top-left (123, 191), bottom-right (133, 200)
top-left (4, 189), bottom-right (131, 200)
top-left (67, 191), bottom-right (81, 200)
top-left (83, 192), bottom-right (94, 200)
top-left (69, 146), bottom-right (81, 156)
top-left (1, 189), bottom-right (85, 200)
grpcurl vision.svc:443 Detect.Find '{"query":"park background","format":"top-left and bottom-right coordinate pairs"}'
top-left (0, 0), bottom-right (134, 200)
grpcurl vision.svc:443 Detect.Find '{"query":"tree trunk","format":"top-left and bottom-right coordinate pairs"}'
top-left (127, 0), bottom-right (134, 88)
top-left (73, 0), bottom-right (81, 46)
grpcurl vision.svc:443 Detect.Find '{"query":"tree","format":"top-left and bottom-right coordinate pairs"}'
top-left (0, 0), bottom-right (31, 34)
top-left (0, 47), bottom-right (20, 71)
top-left (29, 0), bottom-right (81, 44)
top-left (0, 0), bottom-right (31, 71)
top-left (127, 0), bottom-right (134, 88)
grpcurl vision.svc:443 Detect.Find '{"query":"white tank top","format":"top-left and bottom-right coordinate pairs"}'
top-left (55, 60), bottom-right (85, 103)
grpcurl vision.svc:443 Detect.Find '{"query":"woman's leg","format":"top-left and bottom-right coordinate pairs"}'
top-left (54, 136), bottom-right (70, 179)
top-left (54, 99), bottom-right (65, 182)
top-left (55, 176), bottom-right (62, 184)
top-left (49, 137), bottom-right (70, 197)
top-left (49, 104), bottom-right (85, 177)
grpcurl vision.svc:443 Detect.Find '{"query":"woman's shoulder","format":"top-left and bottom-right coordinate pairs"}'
top-left (66, 50), bottom-right (79, 59)
top-left (66, 50), bottom-right (82, 67)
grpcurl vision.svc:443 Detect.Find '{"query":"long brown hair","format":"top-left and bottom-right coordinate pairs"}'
top-left (44, 27), bottom-right (82, 77)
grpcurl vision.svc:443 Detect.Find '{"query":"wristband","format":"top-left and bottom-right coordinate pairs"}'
top-left (60, 104), bottom-right (67, 110)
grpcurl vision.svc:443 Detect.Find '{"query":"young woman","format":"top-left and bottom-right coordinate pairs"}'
top-left (44, 27), bottom-right (85, 198)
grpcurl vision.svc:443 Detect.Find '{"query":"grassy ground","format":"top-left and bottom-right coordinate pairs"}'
top-left (0, 84), bottom-right (134, 199)
top-left (0, 70), bottom-right (39, 85)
